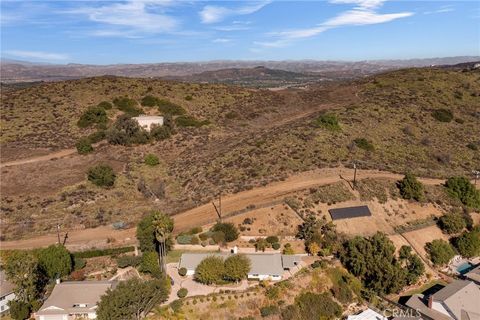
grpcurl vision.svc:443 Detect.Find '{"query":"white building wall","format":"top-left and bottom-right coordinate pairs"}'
top-left (247, 274), bottom-right (282, 281)
top-left (0, 292), bottom-right (15, 314)
top-left (134, 117), bottom-right (164, 132)
top-left (431, 301), bottom-right (452, 318)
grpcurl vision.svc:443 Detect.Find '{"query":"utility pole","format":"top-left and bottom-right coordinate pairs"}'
top-left (353, 162), bottom-right (358, 189)
top-left (473, 170), bottom-right (480, 186)
top-left (219, 192), bottom-right (222, 218)
top-left (56, 224), bottom-right (61, 245)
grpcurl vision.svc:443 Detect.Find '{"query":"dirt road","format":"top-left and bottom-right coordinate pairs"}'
top-left (0, 142), bottom-right (107, 168)
top-left (0, 167), bottom-right (449, 251)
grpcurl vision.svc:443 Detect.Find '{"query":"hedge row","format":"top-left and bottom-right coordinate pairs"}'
top-left (73, 246), bottom-right (135, 259)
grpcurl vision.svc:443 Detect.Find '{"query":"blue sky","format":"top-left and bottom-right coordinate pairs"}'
top-left (1, 0), bottom-right (479, 64)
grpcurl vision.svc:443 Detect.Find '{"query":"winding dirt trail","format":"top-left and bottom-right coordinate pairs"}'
top-left (0, 167), bottom-right (452, 251)
top-left (0, 142), bottom-right (107, 168)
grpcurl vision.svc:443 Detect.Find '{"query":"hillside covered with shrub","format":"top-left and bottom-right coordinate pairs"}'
top-left (1, 67), bottom-right (479, 239)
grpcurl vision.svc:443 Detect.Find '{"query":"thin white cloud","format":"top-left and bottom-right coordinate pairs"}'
top-left (213, 38), bottom-right (232, 43)
top-left (64, 0), bottom-right (178, 36)
top-left (4, 50), bottom-right (69, 61)
top-left (200, 1), bottom-right (270, 24)
top-left (424, 5), bottom-right (454, 15)
top-left (257, 0), bottom-right (413, 47)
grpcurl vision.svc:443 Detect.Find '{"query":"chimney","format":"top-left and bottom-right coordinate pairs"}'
top-left (233, 246), bottom-right (238, 254)
top-left (428, 296), bottom-right (433, 309)
top-left (56, 278), bottom-right (61, 285)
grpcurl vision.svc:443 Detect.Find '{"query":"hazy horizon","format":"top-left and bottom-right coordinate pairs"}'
top-left (1, 0), bottom-right (479, 64)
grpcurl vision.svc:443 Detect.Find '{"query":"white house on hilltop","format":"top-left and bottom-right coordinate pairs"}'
top-left (133, 115), bottom-right (164, 132)
top-left (35, 281), bottom-right (116, 320)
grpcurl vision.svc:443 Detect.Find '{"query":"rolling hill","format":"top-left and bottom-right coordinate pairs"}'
top-left (1, 66), bottom-right (479, 240)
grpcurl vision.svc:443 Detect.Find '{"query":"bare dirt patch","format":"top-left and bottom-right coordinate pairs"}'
top-left (225, 204), bottom-right (303, 237)
top-left (401, 225), bottom-right (449, 259)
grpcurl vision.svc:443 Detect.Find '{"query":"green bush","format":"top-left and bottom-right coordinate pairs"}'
top-left (212, 222), bottom-right (239, 242)
top-left (184, 95), bottom-right (193, 101)
top-left (453, 228), bottom-right (480, 258)
top-left (266, 236), bottom-right (279, 244)
top-left (144, 154), bottom-right (160, 166)
top-left (425, 239), bottom-right (455, 266)
top-left (157, 99), bottom-right (186, 115)
top-left (194, 256), bottom-right (225, 285)
top-left (177, 288), bottom-right (188, 298)
top-left (141, 95), bottom-right (158, 107)
top-left (260, 305), bottom-right (279, 317)
top-left (178, 267), bottom-right (187, 276)
top-left (170, 299), bottom-right (183, 313)
top-left (438, 213), bottom-right (466, 234)
top-left (8, 300), bottom-right (30, 320)
top-left (87, 165), bottom-right (116, 187)
top-left (140, 252), bottom-right (162, 278)
top-left (97, 101), bottom-right (113, 110)
top-left (37, 244), bottom-right (72, 279)
top-left (107, 115), bottom-right (149, 145)
top-left (224, 255), bottom-right (250, 282)
top-left (77, 105), bottom-right (108, 128)
top-left (73, 246), bottom-right (134, 259)
top-left (281, 292), bottom-right (342, 320)
top-left (354, 138), bottom-right (374, 151)
top-left (73, 257), bottom-right (86, 270)
top-left (113, 97), bottom-right (143, 116)
top-left (116, 255), bottom-right (141, 268)
top-left (432, 108), bottom-right (453, 122)
top-left (397, 173), bottom-right (424, 201)
top-left (88, 130), bottom-right (106, 143)
top-left (175, 115), bottom-right (210, 128)
top-left (272, 242), bottom-right (281, 250)
top-left (188, 227), bottom-right (202, 234)
top-left (331, 282), bottom-right (353, 304)
top-left (176, 234), bottom-right (194, 244)
top-left (445, 177), bottom-right (480, 209)
top-left (467, 143), bottom-right (478, 151)
top-left (313, 113), bottom-right (340, 131)
top-left (76, 138), bottom-right (94, 154)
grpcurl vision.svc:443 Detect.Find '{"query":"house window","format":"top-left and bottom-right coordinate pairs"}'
top-left (251, 274), bottom-right (259, 277)
top-left (73, 303), bottom-right (88, 308)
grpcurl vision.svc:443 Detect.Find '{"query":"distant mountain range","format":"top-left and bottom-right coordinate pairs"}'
top-left (1, 56), bottom-right (478, 84)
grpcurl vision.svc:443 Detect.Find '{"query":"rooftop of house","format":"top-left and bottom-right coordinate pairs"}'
top-left (465, 265), bottom-right (480, 283)
top-left (179, 252), bottom-right (301, 276)
top-left (347, 308), bottom-right (387, 320)
top-left (431, 280), bottom-right (480, 320)
top-left (133, 115), bottom-right (164, 121)
top-left (36, 281), bottom-right (116, 316)
top-left (405, 280), bottom-right (480, 320)
top-left (0, 270), bottom-right (15, 297)
top-left (405, 294), bottom-right (451, 320)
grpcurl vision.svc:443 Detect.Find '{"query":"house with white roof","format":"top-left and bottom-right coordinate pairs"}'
top-left (0, 270), bottom-right (16, 315)
top-left (178, 252), bottom-right (302, 281)
top-left (35, 281), bottom-right (116, 320)
top-left (347, 308), bottom-right (387, 320)
top-left (133, 115), bottom-right (164, 132)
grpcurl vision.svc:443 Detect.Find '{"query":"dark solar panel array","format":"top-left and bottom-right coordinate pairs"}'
top-left (329, 205), bottom-right (372, 220)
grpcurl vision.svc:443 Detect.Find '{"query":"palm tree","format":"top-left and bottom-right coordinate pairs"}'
top-left (152, 211), bottom-right (174, 274)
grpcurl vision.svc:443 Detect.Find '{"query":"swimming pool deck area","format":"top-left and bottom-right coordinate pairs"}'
top-left (445, 256), bottom-right (480, 275)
